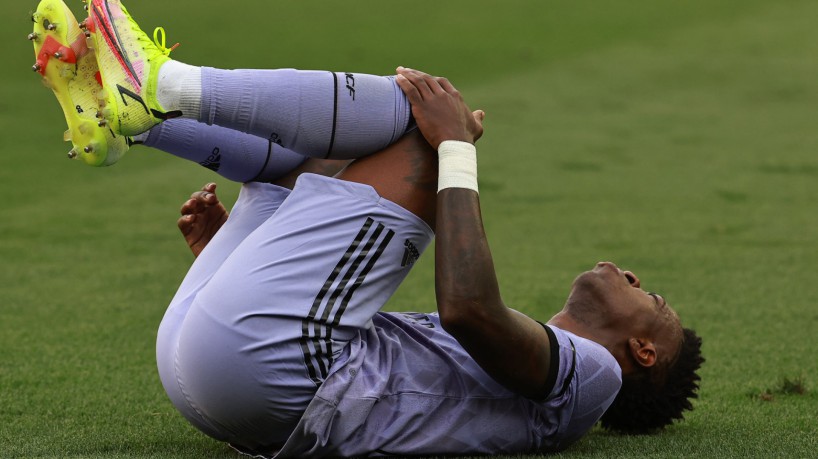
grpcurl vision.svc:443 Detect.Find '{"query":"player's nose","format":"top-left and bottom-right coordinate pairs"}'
top-left (624, 270), bottom-right (640, 288)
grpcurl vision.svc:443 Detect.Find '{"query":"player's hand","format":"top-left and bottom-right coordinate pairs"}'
top-left (178, 183), bottom-right (228, 257)
top-left (395, 67), bottom-right (484, 149)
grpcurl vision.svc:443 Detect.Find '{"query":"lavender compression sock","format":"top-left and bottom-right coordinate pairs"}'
top-left (142, 118), bottom-right (307, 183)
top-left (198, 68), bottom-right (412, 160)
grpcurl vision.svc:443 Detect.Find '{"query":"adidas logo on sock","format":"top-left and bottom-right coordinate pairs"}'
top-left (199, 147), bottom-right (221, 172)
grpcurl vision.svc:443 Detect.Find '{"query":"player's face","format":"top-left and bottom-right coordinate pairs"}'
top-left (567, 262), bottom-right (683, 365)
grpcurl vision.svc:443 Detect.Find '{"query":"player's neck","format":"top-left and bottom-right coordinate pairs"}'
top-left (548, 310), bottom-right (624, 361)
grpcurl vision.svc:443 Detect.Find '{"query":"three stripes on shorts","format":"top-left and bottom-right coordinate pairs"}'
top-left (301, 217), bottom-right (395, 384)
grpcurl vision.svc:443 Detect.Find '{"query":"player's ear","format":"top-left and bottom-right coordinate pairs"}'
top-left (628, 337), bottom-right (657, 368)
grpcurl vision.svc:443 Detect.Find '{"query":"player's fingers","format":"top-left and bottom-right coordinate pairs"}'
top-left (407, 68), bottom-right (447, 94)
top-left (181, 193), bottom-right (214, 216)
top-left (189, 190), bottom-right (217, 207)
top-left (472, 110), bottom-right (485, 142)
top-left (187, 183), bottom-right (219, 208)
top-left (436, 76), bottom-right (458, 95)
top-left (177, 213), bottom-right (195, 234)
top-left (397, 67), bottom-right (435, 98)
top-left (396, 67), bottom-right (430, 99)
top-left (180, 198), bottom-right (199, 216)
top-left (395, 73), bottom-right (423, 104)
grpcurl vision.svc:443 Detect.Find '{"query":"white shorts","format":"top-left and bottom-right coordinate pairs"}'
top-left (155, 174), bottom-right (434, 450)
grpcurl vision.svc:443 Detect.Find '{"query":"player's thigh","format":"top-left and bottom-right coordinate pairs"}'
top-left (169, 174), bottom-right (433, 444)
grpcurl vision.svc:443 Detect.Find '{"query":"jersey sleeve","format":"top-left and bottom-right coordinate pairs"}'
top-left (543, 325), bottom-right (622, 448)
top-left (539, 323), bottom-right (562, 398)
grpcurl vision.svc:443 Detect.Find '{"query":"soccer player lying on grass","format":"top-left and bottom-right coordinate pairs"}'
top-left (164, 69), bottom-right (705, 457)
top-left (30, 0), bottom-right (704, 455)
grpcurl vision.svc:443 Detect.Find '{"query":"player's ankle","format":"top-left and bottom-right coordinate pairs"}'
top-left (155, 60), bottom-right (201, 115)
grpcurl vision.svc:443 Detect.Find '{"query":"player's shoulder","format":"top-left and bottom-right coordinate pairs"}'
top-left (543, 325), bottom-right (622, 399)
top-left (542, 325), bottom-right (622, 448)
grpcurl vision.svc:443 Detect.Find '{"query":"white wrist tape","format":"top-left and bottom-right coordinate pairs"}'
top-left (438, 140), bottom-right (478, 193)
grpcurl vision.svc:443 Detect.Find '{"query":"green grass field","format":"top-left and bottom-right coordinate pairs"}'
top-left (2, 0), bottom-right (818, 457)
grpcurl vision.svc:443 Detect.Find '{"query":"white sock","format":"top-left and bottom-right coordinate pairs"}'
top-left (156, 60), bottom-right (202, 117)
top-left (131, 131), bottom-right (150, 143)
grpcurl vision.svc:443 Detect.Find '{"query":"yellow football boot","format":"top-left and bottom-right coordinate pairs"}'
top-left (85, 0), bottom-right (180, 137)
top-left (30, 0), bottom-right (128, 166)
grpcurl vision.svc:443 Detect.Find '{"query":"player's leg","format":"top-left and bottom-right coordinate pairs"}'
top-left (134, 118), bottom-right (311, 183)
top-left (158, 152), bottom-right (354, 443)
top-left (164, 130), bottom-right (437, 451)
top-left (336, 129), bottom-right (439, 229)
top-left (156, 179), bottom-right (292, 441)
top-left (175, 129), bottom-right (436, 275)
top-left (177, 159), bottom-right (353, 257)
top-left (190, 67), bottom-right (411, 161)
top-left (84, 0), bottom-right (412, 162)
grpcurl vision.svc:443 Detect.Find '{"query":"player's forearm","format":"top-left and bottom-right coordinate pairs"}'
top-left (435, 189), bottom-right (549, 398)
top-left (394, 67), bottom-right (551, 397)
top-left (432, 141), bottom-right (551, 398)
top-left (433, 139), bottom-right (505, 335)
top-left (434, 188), bottom-right (505, 327)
